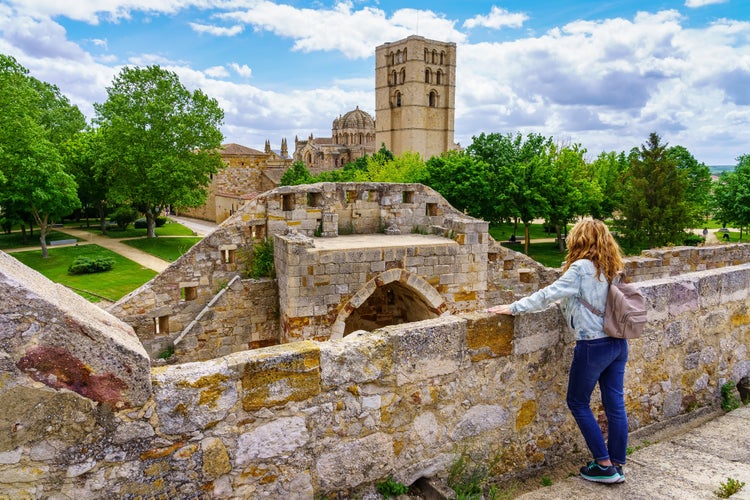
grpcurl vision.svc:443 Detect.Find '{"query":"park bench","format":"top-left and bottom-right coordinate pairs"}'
top-left (48, 239), bottom-right (77, 246)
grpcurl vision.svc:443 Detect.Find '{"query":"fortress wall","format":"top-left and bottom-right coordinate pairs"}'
top-left (2, 263), bottom-right (748, 498)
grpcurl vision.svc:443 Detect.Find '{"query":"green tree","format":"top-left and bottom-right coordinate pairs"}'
top-left (354, 151), bottom-right (426, 183)
top-left (586, 151), bottom-right (628, 220)
top-left (544, 143), bottom-right (593, 251)
top-left (280, 160), bottom-right (313, 186)
top-left (423, 150), bottom-right (492, 219)
top-left (667, 145), bottom-right (712, 225)
top-left (95, 65), bottom-right (225, 238)
top-left (713, 155), bottom-right (750, 240)
top-left (619, 132), bottom-right (692, 249)
top-left (467, 132), bottom-right (554, 253)
top-left (61, 128), bottom-right (111, 231)
top-left (0, 55), bottom-right (83, 257)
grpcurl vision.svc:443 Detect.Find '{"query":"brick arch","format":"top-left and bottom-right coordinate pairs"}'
top-left (330, 269), bottom-right (449, 340)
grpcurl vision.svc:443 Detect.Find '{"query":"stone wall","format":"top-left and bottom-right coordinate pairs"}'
top-left (2, 257), bottom-right (748, 498)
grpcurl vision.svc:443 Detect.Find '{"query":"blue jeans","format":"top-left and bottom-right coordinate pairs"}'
top-left (566, 337), bottom-right (628, 464)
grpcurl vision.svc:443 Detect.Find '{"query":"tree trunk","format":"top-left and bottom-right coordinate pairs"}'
top-left (146, 211), bottom-right (157, 238)
top-left (36, 214), bottom-right (49, 259)
top-left (556, 224), bottom-right (565, 252)
top-left (523, 223), bottom-right (531, 255)
top-left (98, 201), bottom-right (107, 234)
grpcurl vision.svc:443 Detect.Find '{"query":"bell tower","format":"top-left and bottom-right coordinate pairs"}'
top-left (375, 36), bottom-right (456, 160)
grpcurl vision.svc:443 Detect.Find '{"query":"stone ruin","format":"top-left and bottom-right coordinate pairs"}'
top-left (1, 182), bottom-right (749, 498)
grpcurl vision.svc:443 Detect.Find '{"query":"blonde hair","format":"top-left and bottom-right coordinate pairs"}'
top-left (562, 219), bottom-right (624, 282)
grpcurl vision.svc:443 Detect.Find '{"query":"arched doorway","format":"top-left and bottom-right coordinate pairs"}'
top-left (330, 269), bottom-right (448, 339)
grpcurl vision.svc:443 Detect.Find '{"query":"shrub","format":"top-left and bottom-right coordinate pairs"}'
top-left (68, 256), bottom-right (115, 275)
top-left (376, 477), bottom-right (409, 498)
top-left (134, 216), bottom-right (167, 229)
top-left (721, 381), bottom-right (741, 412)
top-left (683, 233), bottom-right (704, 246)
top-left (249, 238), bottom-right (275, 279)
top-left (110, 207), bottom-right (138, 230)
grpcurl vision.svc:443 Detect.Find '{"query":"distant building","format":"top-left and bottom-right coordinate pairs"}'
top-left (375, 35), bottom-right (457, 160)
top-left (292, 107), bottom-right (377, 174)
top-left (184, 35), bottom-right (458, 223)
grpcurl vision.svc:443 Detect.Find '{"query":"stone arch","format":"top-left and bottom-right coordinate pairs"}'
top-left (330, 269), bottom-right (448, 340)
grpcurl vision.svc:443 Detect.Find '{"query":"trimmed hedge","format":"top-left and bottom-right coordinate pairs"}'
top-left (68, 256), bottom-right (115, 275)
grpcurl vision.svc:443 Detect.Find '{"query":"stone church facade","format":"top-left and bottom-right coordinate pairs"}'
top-left (292, 106), bottom-right (377, 175)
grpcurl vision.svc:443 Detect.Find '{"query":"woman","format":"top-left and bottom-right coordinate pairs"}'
top-left (487, 219), bottom-right (628, 484)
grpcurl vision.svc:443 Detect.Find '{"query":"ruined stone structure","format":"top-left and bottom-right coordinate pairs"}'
top-left (375, 35), bottom-right (457, 159)
top-left (293, 107), bottom-right (377, 174)
top-left (108, 183), bottom-right (489, 361)
top-left (182, 142), bottom-right (291, 223)
top-left (1, 231), bottom-right (749, 497)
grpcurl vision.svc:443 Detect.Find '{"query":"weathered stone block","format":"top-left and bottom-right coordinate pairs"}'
top-left (240, 341), bottom-right (321, 411)
top-left (464, 312), bottom-right (513, 361)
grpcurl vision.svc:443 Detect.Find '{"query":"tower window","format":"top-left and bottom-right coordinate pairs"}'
top-left (396, 92), bottom-right (402, 107)
top-left (425, 69), bottom-right (430, 83)
top-left (429, 91), bottom-right (438, 107)
top-left (400, 68), bottom-right (406, 84)
top-left (436, 70), bottom-right (442, 85)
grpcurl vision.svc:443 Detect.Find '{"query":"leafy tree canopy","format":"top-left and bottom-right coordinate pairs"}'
top-left (0, 54), bottom-right (83, 256)
top-left (619, 132), bottom-right (692, 249)
top-left (95, 65), bottom-right (224, 237)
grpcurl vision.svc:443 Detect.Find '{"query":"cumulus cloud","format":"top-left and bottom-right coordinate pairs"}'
top-left (190, 22), bottom-right (244, 37)
top-left (205, 65), bottom-right (230, 78)
top-left (685, 0), bottom-right (728, 7)
top-left (7, 0), bottom-right (211, 24)
top-left (230, 63), bottom-right (252, 78)
top-left (218, 1), bottom-right (465, 59)
top-left (463, 6), bottom-right (528, 30)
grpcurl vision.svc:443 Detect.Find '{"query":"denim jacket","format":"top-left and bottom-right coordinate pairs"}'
top-left (509, 259), bottom-right (609, 341)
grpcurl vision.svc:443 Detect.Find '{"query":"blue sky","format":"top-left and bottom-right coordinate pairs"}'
top-left (0, 0), bottom-right (748, 165)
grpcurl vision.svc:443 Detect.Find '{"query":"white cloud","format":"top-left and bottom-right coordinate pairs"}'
top-left (205, 65), bottom-right (230, 78)
top-left (229, 63), bottom-right (252, 78)
top-left (454, 10), bottom-right (750, 163)
top-left (463, 6), bottom-right (528, 30)
top-left (7, 0), bottom-right (215, 24)
top-left (685, 0), bottom-right (728, 7)
top-left (218, 1), bottom-right (465, 59)
top-left (190, 22), bottom-right (244, 37)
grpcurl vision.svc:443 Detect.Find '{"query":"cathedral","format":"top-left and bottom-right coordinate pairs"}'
top-left (183, 35), bottom-right (457, 223)
top-left (292, 106), bottom-right (377, 175)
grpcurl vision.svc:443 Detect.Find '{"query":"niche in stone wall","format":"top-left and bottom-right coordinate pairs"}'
top-left (345, 190), bottom-right (357, 204)
top-left (282, 193), bottom-right (295, 211)
top-left (403, 190), bottom-right (415, 204)
top-left (426, 203), bottom-right (438, 216)
top-left (343, 281), bottom-right (438, 336)
top-left (307, 192), bottom-right (323, 207)
top-left (154, 315), bottom-right (170, 335)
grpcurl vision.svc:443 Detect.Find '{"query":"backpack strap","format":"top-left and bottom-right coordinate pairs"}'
top-left (578, 295), bottom-right (603, 317)
top-left (577, 270), bottom-right (625, 317)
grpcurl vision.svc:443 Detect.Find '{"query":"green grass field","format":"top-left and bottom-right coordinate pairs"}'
top-left (0, 230), bottom-right (80, 250)
top-left (124, 237), bottom-right (202, 261)
top-left (91, 219), bottom-right (196, 238)
top-left (10, 244), bottom-right (157, 302)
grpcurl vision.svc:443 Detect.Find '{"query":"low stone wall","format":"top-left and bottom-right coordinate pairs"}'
top-left (2, 263), bottom-right (748, 498)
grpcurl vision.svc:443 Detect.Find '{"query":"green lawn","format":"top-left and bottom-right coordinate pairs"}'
top-left (124, 237), bottom-right (202, 261)
top-left (0, 230), bottom-right (79, 250)
top-left (10, 245), bottom-right (157, 302)
top-left (83, 219), bottom-right (196, 238)
top-left (489, 222), bottom-right (567, 242)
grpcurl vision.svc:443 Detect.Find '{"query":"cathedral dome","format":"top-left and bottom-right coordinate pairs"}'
top-left (333, 106), bottom-right (375, 131)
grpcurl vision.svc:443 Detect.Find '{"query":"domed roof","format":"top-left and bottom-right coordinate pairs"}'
top-left (333, 106), bottom-right (375, 131)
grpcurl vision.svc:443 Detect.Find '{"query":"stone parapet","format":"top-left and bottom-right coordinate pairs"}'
top-left (2, 263), bottom-right (748, 497)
